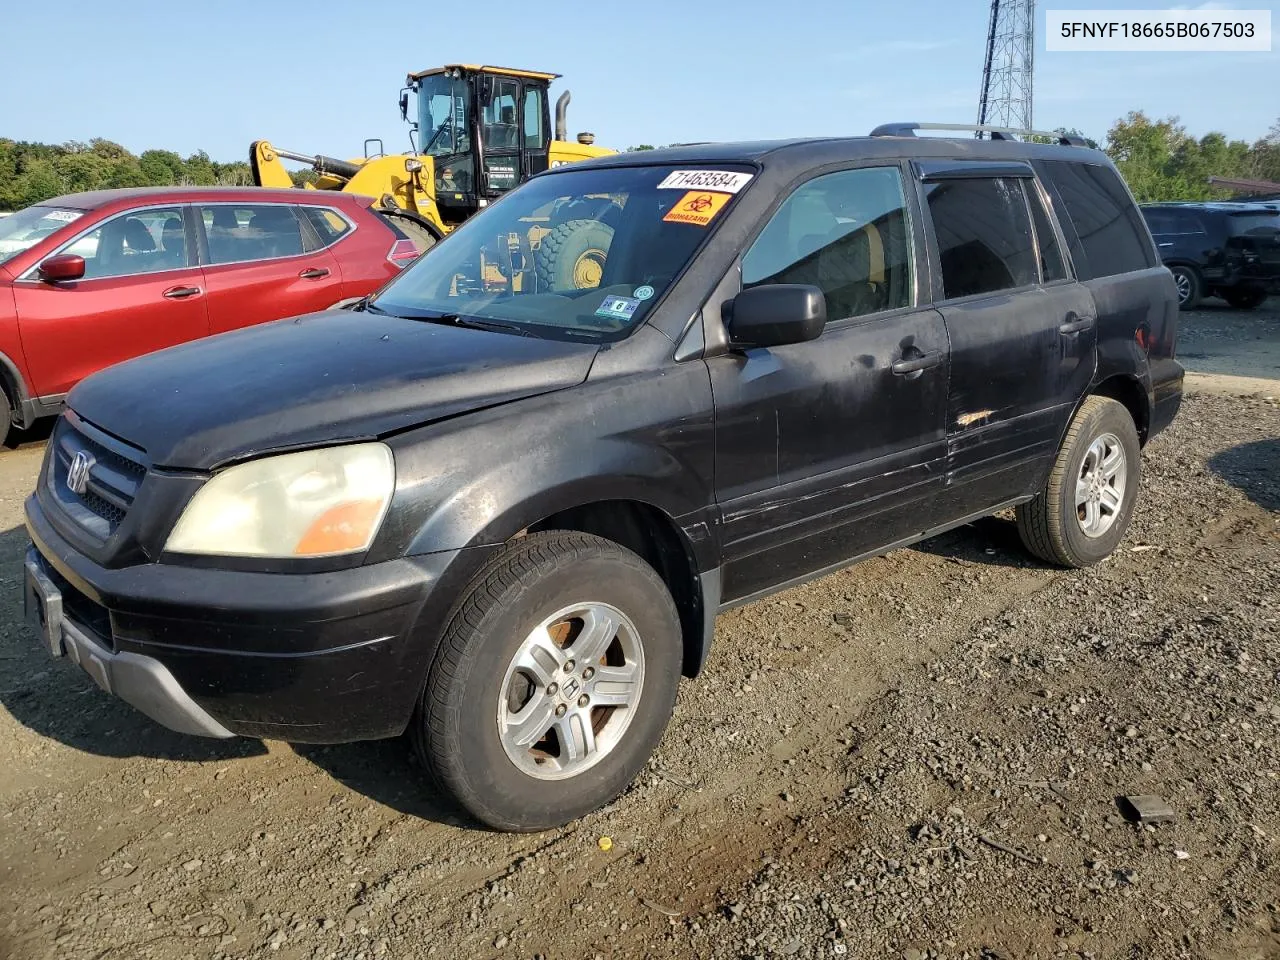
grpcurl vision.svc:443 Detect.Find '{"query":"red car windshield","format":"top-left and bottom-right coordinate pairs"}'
top-left (0, 206), bottom-right (85, 266)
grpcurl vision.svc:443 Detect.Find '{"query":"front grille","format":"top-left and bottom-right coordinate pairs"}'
top-left (47, 417), bottom-right (148, 541)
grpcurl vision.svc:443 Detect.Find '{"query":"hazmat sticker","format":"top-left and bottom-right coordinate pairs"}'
top-left (633, 284), bottom-right (655, 301)
top-left (663, 191), bottom-right (731, 227)
top-left (657, 170), bottom-right (754, 194)
top-left (596, 295), bottom-right (640, 321)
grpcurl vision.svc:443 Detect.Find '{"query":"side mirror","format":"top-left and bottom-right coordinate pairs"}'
top-left (38, 254), bottom-right (86, 283)
top-left (399, 90), bottom-right (410, 121)
top-left (725, 284), bottom-right (826, 348)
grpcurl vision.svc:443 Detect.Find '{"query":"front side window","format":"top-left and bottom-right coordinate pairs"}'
top-left (1036, 160), bottom-right (1155, 280)
top-left (1142, 210), bottom-right (1178, 235)
top-left (926, 177), bottom-right (1037, 299)
top-left (0, 206), bottom-right (84, 266)
top-left (57, 206), bottom-right (190, 279)
top-left (200, 205), bottom-right (304, 264)
top-left (742, 166), bottom-right (914, 321)
top-left (417, 73), bottom-right (473, 159)
top-left (371, 164), bottom-right (754, 341)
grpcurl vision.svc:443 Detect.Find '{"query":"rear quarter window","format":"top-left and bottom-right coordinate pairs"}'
top-left (1226, 212), bottom-right (1280, 236)
top-left (302, 207), bottom-right (354, 246)
top-left (1035, 160), bottom-right (1155, 280)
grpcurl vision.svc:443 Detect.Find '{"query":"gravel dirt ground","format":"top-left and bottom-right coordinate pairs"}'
top-left (1, 302), bottom-right (1277, 960)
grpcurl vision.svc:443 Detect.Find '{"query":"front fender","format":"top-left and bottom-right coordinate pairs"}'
top-left (367, 360), bottom-right (718, 568)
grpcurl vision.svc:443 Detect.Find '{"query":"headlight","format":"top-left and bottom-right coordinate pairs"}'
top-left (165, 443), bottom-right (395, 558)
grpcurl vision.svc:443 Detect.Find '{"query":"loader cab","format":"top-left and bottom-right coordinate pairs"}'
top-left (406, 65), bottom-right (555, 227)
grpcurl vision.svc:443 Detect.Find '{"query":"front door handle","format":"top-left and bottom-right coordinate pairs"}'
top-left (890, 353), bottom-right (942, 376)
top-left (299, 267), bottom-right (330, 280)
top-left (1059, 314), bottom-right (1095, 335)
top-left (162, 285), bottom-right (202, 300)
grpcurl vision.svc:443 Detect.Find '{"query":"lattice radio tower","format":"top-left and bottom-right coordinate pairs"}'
top-left (976, 0), bottom-right (1036, 134)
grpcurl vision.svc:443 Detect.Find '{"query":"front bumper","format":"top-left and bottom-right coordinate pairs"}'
top-left (25, 493), bottom-right (454, 742)
top-left (25, 553), bottom-right (234, 737)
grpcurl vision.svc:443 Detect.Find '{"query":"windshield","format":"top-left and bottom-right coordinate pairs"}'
top-left (417, 73), bottom-right (472, 159)
top-left (0, 206), bottom-right (84, 266)
top-left (370, 164), bottom-right (755, 341)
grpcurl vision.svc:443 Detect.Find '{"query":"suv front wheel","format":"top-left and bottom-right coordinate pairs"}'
top-left (1016, 396), bottom-right (1142, 568)
top-left (413, 531), bottom-right (682, 831)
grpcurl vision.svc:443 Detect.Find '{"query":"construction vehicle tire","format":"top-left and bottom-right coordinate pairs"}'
top-left (400, 219), bottom-right (438, 255)
top-left (535, 219), bottom-right (614, 291)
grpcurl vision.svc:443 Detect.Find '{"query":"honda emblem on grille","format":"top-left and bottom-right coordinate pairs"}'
top-left (66, 451), bottom-right (95, 495)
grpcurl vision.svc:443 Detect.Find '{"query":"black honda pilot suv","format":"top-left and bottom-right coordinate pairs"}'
top-left (25, 127), bottom-right (1183, 831)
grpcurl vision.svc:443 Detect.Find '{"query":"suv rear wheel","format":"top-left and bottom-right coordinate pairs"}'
top-left (1222, 285), bottom-right (1268, 310)
top-left (1016, 396), bottom-right (1141, 568)
top-left (1170, 264), bottom-right (1202, 310)
top-left (413, 531), bottom-right (681, 831)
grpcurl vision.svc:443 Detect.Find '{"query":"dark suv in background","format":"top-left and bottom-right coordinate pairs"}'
top-left (1141, 201), bottom-right (1280, 310)
top-left (25, 126), bottom-right (1182, 831)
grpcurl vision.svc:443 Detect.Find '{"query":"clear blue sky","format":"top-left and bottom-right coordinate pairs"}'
top-left (2, 0), bottom-right (1275, 162)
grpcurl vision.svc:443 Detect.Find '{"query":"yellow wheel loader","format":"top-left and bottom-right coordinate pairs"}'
top-left (250, 65), bottom-right (613, 254)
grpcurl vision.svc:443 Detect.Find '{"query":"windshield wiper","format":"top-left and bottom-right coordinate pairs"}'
top-left (406, 311), bottom-right (534, 337)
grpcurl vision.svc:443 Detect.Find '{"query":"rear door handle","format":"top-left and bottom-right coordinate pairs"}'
top-left (1059, 314), bottom-right (1094, 335)
top-left (299, 267), bottom-right (330, 280)
top-left (1158, 242), bottom-right (1174, 248)
top-left (890, 353), bottom-right (942, 376)
top-left (162, 285), bottom-right (202, 300)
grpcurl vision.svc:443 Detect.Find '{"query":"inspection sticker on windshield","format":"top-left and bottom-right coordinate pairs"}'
top-left (657, 170), bottom-right (753, 194)
top-left (663, 191), bottom-right (732, 228)
top-left (43, 210), bottom-right (83, 223)
top-left (596, 295), bottom-right (640, 322)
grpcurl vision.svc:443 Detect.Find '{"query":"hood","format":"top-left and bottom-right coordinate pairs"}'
top-left (68, 310), bottom-right (599, 470)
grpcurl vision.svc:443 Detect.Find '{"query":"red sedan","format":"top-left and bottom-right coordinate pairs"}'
top-left (0, 186), bottom-right (420, 443)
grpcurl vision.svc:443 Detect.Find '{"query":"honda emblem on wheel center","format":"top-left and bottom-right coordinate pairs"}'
top-left (66, 451), bottom-right (95, 495)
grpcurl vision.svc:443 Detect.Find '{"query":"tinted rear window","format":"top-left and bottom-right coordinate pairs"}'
top-left (925, 177), bottom-right (1037, 299)
top-left (1035, 161), bottom-right (1155, 280)
top-left (1226, 212), bottom-right (1280, 236)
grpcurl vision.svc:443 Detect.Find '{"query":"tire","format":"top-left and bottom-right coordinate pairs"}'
top-left (0, 390), bottom-right (10, 448)
top-left (535, 219), bottom-right (614, 291)
top-left (377, 211), bottom-right (438, 256)
top-left (413, 531), bottom-right (682, 831)
top-left (1016, 396), bottom-right (1141, 568)
top-left (1222, 285), bottom-right (1268, 310)
top-left (1170, 264), bottom-right (1202, 310)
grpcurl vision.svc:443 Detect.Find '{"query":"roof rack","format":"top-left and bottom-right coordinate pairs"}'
top-left (869, 122), bottom-right (1089, 147)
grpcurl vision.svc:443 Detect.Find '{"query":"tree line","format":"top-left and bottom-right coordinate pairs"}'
top-left (1105, 112), bottom-right (1279, 202)
top-left (0, 138), bottom-right (311, 211)
top-left (3, 112), bottom-right (1279, 211)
